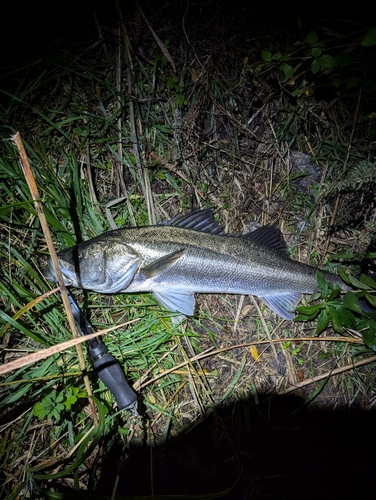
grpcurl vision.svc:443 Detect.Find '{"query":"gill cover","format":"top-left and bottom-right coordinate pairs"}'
top-left (57, 239), bottom-right (141, 293)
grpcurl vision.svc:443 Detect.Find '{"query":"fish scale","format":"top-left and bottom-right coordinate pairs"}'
top-left (43, 209), bottom-right (349, 321)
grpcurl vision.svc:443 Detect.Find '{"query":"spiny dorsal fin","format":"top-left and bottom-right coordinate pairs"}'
top-left (164, 208), bottom-right (225, 235)
top-left (242, 226), bottom-right (288, 253)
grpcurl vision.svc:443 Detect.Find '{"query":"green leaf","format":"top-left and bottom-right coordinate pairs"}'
top-left (0, 310), bottom-right (47, 344)
top-left (360, 274), bottom-right (376, 289)
top-left (311, 47), bottom-right (322, 58)
top-left (281, 63), bottom-right (294, 78)
top-left (118, 427), bottom-right (129, 436)
top-left (365, 293), bottom-right (376, 308)
top-left (330, 76), bottom-right (342, 87)
top-left (64, 395), bottom-right (77, 410)
top-left (337, 53), bottom-right (351, 70)
top-left (318, 54), bottom-right (337, 68)
top-left (32, 397), bottom-right (106, 480)
top-left (261, 50), bottom-right (272, 62)
top-left (33, 401), bottom-right (49, 420)
top-left (55, 391), bottom-right (65, 404)
top-left (348, 274), bottom-right (372, 290)
top-left (280, 54), bottom-right (291, 62)
top-left (343, 292), bottom-right (362, 313)
top-left (64, 387), bottom-right (79, 410)
top-left (317, 271), bottom-right (329, 297)
top-left (361, 27), bottom-right (376, 46)
top-left (296, 303), bottom-right (323, 316)
top-left (154, 124), bottom-right (173, 134)
top-left (64, 387), bottom-right (84, 410)
top-left (33, 391), bottom-right (65, 421)
top-left (360, 321), bottom-right (376, 351)
top-left (327, 306), bottom-right (343, 333)
top-left (295, 312), bottom-right (319, 321)
top-left (337, 264), bottom-right (351, 285)
top-left (306, 30), bottom-right (318, 45)
top-left (335, 305), bottom-right (356, 329)
top-left (316, 309), bottom-right (329, 334)
top-left (346, 77), bottom-right (360, 90)
top-left (327, 287), bottom-right (341, 302)
top-left (311, 59), bottom-right (320, 74)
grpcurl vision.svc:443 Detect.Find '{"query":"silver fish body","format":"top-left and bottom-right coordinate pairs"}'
top-left (43, 209), bottom-right (348, 320)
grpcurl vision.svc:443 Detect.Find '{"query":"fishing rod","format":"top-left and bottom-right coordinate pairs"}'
top-left (66, 290), bottom-right (138, 414)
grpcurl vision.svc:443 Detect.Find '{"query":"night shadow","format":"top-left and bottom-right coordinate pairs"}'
top-left (94, 393), bottom-right (376, 499)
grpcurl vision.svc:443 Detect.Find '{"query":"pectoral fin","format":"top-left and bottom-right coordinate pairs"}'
top-left (142, 249), bottom-right (185, 278)
top-left (153, 288), bottom-right (196, 316)
top-left (259, 292), bottom-right (302, 320)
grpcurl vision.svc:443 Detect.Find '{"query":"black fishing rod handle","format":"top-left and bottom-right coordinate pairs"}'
top-left (89, 348), bottom-right (138, 413)
top-left (65, 290), bottom-right (138, 413)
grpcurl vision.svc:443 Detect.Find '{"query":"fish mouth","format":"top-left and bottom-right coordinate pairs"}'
top-left (42, 259), bottom-right (74, 286)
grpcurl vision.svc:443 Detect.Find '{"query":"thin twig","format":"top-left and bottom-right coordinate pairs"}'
top-left (137, 335), bottom-right (367, 389)
top-left (137, 2), bottom-right (176, 73)
top-left (278, 354), bottom-right (376, 395)
top-left (0, 319), bottom-right (139, 375)
top-left (12, 132), bottom-right (98, 423)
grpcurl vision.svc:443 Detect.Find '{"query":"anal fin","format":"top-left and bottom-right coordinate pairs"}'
top-left (153, 288), bottom-right (196, 317)
top-left (259, 292), bottom-right (302, 320)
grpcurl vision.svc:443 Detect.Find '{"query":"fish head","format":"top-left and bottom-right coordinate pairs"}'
top-left (43, 236), bottom-right (141, 293)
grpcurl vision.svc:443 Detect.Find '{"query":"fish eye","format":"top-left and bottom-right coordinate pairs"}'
top-left (67, 248), bottom-right (82, 267)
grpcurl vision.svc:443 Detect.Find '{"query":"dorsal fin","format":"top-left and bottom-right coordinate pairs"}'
top-left (164, 208), bottom-right (225, 235)
top-left (243, 226), bottom-right (288, 253)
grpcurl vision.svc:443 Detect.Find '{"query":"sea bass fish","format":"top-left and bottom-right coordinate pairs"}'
top-left (43, 209), bottom-right (348, 320)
